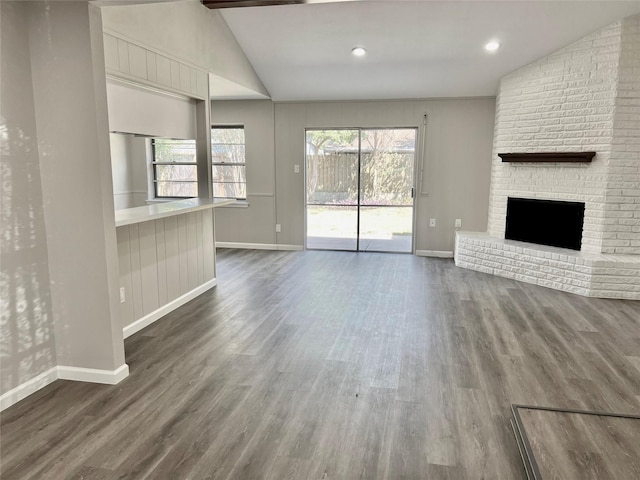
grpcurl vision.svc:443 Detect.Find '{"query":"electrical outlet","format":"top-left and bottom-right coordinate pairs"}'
top-left (275, 223), bottom-right (281, 233)
top-left (455, 219), bottom-right (462, 229)
top-left (294, 164), bottom-right (300, 174)
top-left (120, 287), bottom-right (126, 304)
top-left (429, 218), bottom-right (436, 228)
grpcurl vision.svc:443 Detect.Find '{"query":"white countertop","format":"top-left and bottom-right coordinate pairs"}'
top-left (115, 198), bottom-right (235, 227)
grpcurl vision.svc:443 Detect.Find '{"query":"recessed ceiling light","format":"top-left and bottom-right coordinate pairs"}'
top-left (351, 47), bottom-right (366, 57)
top-left (485, 41), bottom-right (500, 52)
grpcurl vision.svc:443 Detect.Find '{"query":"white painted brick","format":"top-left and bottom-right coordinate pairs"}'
top-left (454, 232), bottom-right (640, 300)
top-left (488, 14), bottom-right (640, 260)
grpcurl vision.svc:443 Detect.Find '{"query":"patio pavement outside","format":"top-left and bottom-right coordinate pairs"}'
top-left (306, 205), bottom-right (413, 253)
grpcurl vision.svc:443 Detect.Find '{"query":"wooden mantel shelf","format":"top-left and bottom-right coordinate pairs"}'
top-left (498, 152), bottom-right (596, 163)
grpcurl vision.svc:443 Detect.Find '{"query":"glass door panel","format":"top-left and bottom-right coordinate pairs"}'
top-left (306, 129), bottom-right (360, 251)
top-left (359, 206), bottom-right (413, 253)
top-left (359, 129), bottom-right (416, 252)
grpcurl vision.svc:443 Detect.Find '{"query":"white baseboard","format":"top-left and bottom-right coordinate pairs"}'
top-left (216, 242), bottom-right (303, 251)
top-left (1, 363), bottom-right (129, 411)
top-left (57, 364), bottom-right (129, 385)
top-left (415, 250), bottom-right (454, 258)
top-left (0, 366), bottom-right (58, 411)
top-left (123, 278), bottom-right (217, 339)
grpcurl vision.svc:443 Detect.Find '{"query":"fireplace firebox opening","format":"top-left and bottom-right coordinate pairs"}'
top-left (505, 197), bottom-right (585, 251)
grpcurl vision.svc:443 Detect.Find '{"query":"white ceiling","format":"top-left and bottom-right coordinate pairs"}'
top-left (221, 0), bottom-right (640, 101)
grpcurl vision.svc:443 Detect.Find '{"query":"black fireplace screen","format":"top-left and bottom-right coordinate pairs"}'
top-left (505, 197), bottom-right (585, 251)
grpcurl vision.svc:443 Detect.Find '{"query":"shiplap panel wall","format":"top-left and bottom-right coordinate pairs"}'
top-left (103, 31), bottom-right (208, 100)
top-left (116, 211), bottom-right (215, 329)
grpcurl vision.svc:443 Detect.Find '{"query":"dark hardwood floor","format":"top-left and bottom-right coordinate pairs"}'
top-left (1, 249), bottom-right (639, 479)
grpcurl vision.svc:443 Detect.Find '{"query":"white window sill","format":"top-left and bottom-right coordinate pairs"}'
top-left (146, 198), bottom-right (181, 204)
top-left (147, 198), bottom-right (248, 208)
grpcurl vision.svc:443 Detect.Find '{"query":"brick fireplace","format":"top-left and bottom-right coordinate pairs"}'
top-left (455, 14), bottom-right (640, 300)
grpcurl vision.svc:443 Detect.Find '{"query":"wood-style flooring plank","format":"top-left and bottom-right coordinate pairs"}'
top-left (518, 408), bottom-right (640, 480)
top-left (1, 249), bottom-right (639, 479)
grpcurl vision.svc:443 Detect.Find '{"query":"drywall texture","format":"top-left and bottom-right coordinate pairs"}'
top-left (487, 15), bottom-right (640, 255)
top-left (106, 81), bottom-right (196, 139)
top-left (0, 1), bottom-right (127, 400)
top-left (29, 1), bottom-right (124, 370)
top-left (0, 1), bottom-right (57, 395)
top-left (110, 133), bottom-right (148, 210)
top-left (212, 98), bottom-right (495, 252)
top-left (28, 1), bottom-right (125, 371)
top-left (100, 1), bottom-right (268, 97)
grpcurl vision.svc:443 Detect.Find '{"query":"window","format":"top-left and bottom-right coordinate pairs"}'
top-left (152, 127), bottom-right (246, 200)
top-left (211, 126), bottom-right (246, 200)
top-left (152, 138), bottom-right (197, 198)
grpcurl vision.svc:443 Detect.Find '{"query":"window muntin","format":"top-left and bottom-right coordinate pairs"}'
top-left (211, 126), bottom-right (246, 200)
top-left (152, 138), bottom-right (197, 198)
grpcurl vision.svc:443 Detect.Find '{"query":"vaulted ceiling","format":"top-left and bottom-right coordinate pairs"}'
top-left (220, 1), bottom-right (640, 101)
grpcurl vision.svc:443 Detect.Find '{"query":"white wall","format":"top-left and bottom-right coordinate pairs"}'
top-left (212, 100), bottom-right (277, 245)
top-left (1, 1), bottom-right (128, 405)
top-left (107, 81), bottom-right (196, 139)
top-left (110, 133), bottom-right (148, 210)
top-left (27, 2), bottom-right (125, 372)
top-left (0, 1), bottom-right (57, 395)
top-left (213, 98), bottom-right (496, 253)
top-left (100, 1), bottom-right (268, 98)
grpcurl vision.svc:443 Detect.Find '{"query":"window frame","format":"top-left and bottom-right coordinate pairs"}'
top-left (151, 138), bottom-right (198, 199)
top-left (211, 125), bottom-right (247, 201)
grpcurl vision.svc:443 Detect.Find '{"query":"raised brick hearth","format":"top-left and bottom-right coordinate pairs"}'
top-left (455, 232), bottom-right (640, 299)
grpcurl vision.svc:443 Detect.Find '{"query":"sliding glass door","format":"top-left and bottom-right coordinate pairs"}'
top-left (305, 128), bottom-right (416, 253)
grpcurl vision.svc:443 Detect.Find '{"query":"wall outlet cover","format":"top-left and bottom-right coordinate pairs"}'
top-left (429, 218), bottom-right (436, 227)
